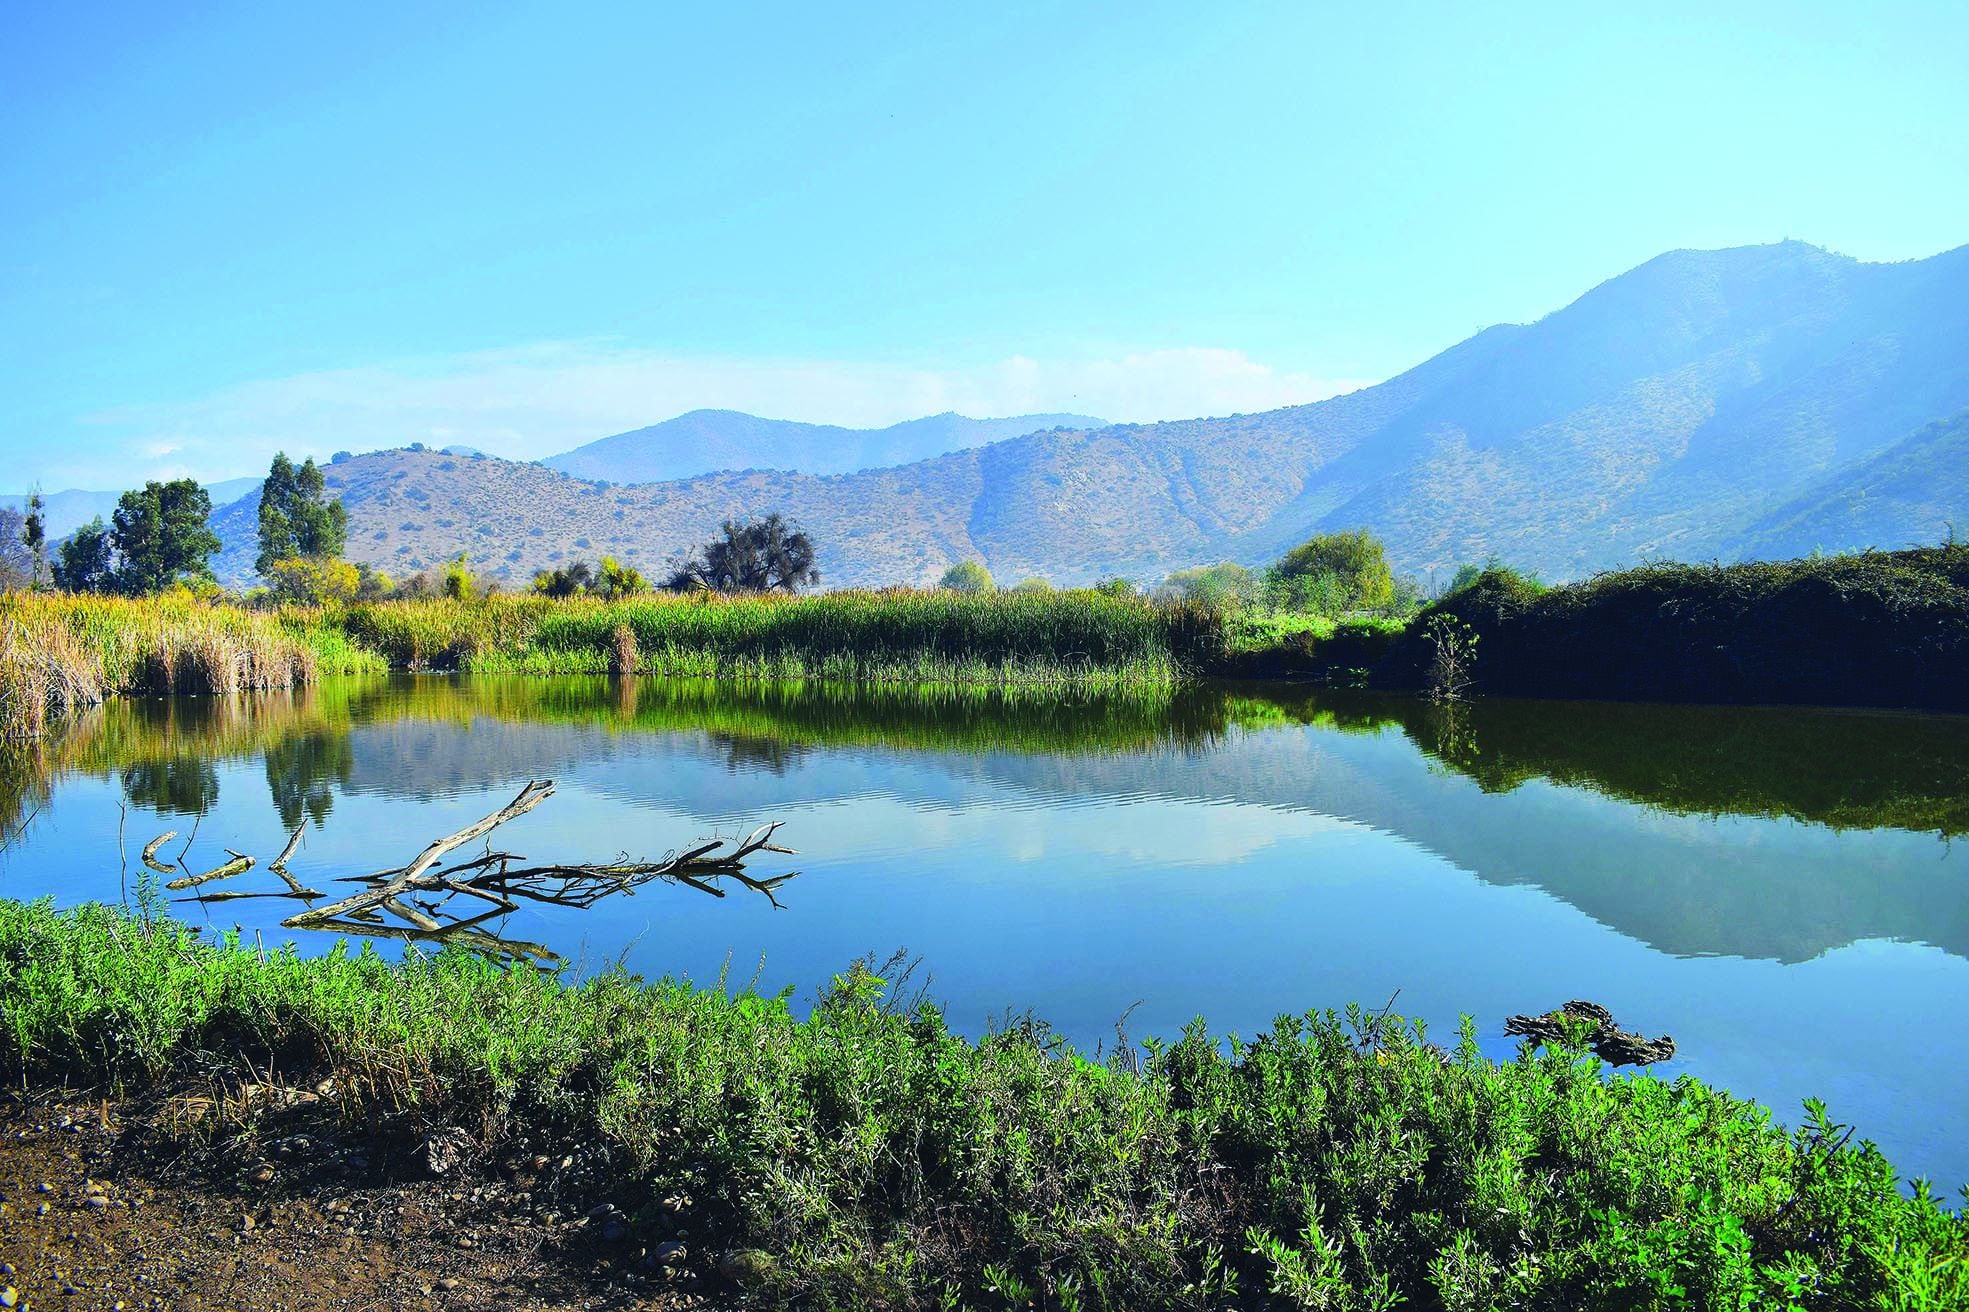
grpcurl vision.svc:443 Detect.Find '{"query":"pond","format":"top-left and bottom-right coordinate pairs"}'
top-left (4, 675), bottom-right (1966, 1194)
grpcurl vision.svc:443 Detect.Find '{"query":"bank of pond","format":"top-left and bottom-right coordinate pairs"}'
top-left (3, 542), bottom-right (1965, 739)
top-left (1, 898), bottom-right (1963, 1310)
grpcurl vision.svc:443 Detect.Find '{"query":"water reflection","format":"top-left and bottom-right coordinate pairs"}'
top-left (5, 677), bottom-right (1966, 968)
top-left (4, 674), bottom-right (1966, 1189)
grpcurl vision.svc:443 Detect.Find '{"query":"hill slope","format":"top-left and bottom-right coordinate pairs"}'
top-left (541, 410), bottom-right (1105, 483)
top-left (1736, 409), bottom-right (1969, 558)
top-left (207, 240), bottom-right (1969, 589)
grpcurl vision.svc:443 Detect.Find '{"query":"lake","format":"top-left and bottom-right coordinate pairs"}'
top-left (4, 675), bottom-right (1966, 1194)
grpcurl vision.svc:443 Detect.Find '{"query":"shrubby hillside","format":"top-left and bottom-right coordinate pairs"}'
top-left (206, 240), bottom-right (1969, 588)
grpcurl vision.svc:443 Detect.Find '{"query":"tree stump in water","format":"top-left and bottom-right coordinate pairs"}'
top-left (1504, 999), bottom-right (1675, 1067)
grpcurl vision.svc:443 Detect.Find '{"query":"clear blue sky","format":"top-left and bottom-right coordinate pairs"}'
top-left (3, 0), bottom-right (1965, 489)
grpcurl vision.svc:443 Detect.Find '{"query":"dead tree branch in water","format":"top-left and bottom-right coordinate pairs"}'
top-left (147, 778), bottom-right (797, 963)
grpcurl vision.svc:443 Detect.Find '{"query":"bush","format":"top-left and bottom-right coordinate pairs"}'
top-left (938, 560), bottom-right (995, 594)
top-left (1381, 545), bottom-right (1969, 710)
top-left (1, 899), bottom-right (1961, 1310)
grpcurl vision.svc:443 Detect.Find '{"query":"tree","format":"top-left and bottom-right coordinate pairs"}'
top-left (1268, 529), bottom-right (1395, 614)
top-left (265, 556), bottom-right (360, 604)
top-left (532, 560), bottom-right (595, 599)
top-left (938, 560), bottom-right (994, 593)
top-left (1011, 577), bottom-right (1052, 593)
top-left (257, 452), bottom-right (347, 577)
top-left (54, 517), bottom-right (116, 593)
top-left (111, 479), bottom-right (221, 594)
top-left (441, 554), bottom-right (475, 600)
top-left (666, 514), bottom-right (818, 593)
top-left (596, 556), bottom-right (646, 599)
top-left (22, 490), bottom-right (47, 587)
top-left (1159, 562), bottom-right (1259, 608)
top-left (0, 506), bottom-right (29, 589)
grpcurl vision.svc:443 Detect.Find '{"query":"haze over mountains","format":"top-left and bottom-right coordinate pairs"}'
top-left (544, 411), bottom-right (1106, 484)
top-left (1, 478), bottom-right (260, 542)
top-left (185, 239), bottom-right (1968, 589)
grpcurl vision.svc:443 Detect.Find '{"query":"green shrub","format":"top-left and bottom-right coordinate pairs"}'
top-left (0, 898), bottom-right (1961, 1310)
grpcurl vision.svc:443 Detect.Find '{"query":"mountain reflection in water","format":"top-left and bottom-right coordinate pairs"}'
top-left (2, 675), bottom-right (1965, 1192)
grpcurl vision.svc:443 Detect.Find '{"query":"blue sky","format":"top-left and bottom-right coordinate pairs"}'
top-left (3, 0), bottom-right (1965, 489)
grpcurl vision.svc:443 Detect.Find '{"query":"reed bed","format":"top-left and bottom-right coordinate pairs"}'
top-left (340, 589), bottom-right (1225, 688)
top-left (0, 593), bottom-right (383, 738)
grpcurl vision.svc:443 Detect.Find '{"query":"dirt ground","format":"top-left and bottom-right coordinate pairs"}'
top-left (0, 1091), bottom-right (728, 1311)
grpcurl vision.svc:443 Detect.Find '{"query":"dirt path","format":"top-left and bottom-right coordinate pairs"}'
top-left (0, 1093), bottom-right (721, 1311)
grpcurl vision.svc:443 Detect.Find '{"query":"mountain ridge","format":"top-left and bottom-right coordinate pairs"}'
top-left (541, 409), bottom-right (1106, 484)
top-left (199, 240), bottom-right (1968, 589)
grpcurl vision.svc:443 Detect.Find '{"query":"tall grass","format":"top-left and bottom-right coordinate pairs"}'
top-left (340, 589), bottom-right (1224, 688)
top-left (0, 593), bottom-right (384, 738)
top-left (1, 898), bottom-right (1962, 1309)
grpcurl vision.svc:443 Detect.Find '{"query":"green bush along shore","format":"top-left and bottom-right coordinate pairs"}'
top-left (1, 899), bottom-right (1963, 1310)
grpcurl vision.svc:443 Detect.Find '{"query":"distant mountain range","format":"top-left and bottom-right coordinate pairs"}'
top-left (2, 477), bottom-right (260, 542)
top-left (541, 410), bottom-right (1106, 483)
top-left (184, 239), bottom-right (1967, 588)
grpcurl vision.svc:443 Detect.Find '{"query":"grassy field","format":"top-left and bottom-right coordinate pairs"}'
top-left (1, 898), bottom-right (1962, 1309)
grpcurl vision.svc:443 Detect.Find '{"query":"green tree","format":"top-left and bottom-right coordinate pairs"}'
top-left (257, 452), bottom-right (347, 577)
top-left (1010, 577), bottom-right (1052, 594)
top-left (111, 479), bottom-right (221, 595)
top-left (1160, 562), bottom-right (1259, 608)
top-left (938, 560), bottom-right (995, 593)
top-left (532, 560), bottom-right (595, 599)
top-left (666, 514), bottom-right (819, 593)
top-left (53, 517), bottom-right (117, 593)
top-left (1269, 529), bottom-right (1395, 614)
top-left (597, 556), bottom-right (646, 599)
top-left (22, 490), bottom-right (47, 588)
top-left (441, 553), bottom-right (475, 600)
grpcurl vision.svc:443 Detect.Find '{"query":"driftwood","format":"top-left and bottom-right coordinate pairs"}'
top-left (165, 853), bottom-right (254, 891)
top-left (1504, 999), bottom-right (1676, 1067)
top-left (140, 831), bottom-right (178, 874)
top-left (149, 778), bottom-right (796, 964)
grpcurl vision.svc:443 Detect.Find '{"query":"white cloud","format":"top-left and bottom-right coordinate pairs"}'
top-left (63, 341), bottom-right (1372, 486)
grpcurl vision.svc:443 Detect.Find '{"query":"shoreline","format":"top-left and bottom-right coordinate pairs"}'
top-left (2, 898), bottom-right (1962, 1308)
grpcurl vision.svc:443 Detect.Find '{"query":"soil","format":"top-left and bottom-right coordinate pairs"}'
top-left (0, 1091), bottom-right (729, 1311)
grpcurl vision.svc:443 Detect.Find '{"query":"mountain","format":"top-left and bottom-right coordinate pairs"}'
top-left (3, 477), bottom-right (260, 541)
top-left (1736, 409), bottom-right (1969, 558)
top-left (541, 410), bottom-right (1106, 483)
top-left (204, 240), bottom-right (1969, 589)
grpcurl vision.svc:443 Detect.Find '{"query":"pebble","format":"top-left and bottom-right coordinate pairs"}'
top-left (437, 1277), bottom-right (459, 1291)
top-left (600, 1220), bottom-right (626, 1242)
top-left (85, 1195), bottom-right (109, 1210)
top-left (35, 1182), bottom-right (53, 1194)
top-left (1, 1286), bottom-right (17, 1308)
top-left (655, 1240), bottom-right (687, 1267)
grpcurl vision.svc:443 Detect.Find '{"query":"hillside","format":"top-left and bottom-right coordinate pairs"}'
top-left (206, 240), bottom-right (1969, 589)
top-left (542, 410), bottom-right (1105, 483)
top-left (1736, 408), bottom-right (1969, 557)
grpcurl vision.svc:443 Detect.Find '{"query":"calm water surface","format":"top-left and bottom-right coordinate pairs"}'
top-left (3, 676), bottom-right (1966, 1192)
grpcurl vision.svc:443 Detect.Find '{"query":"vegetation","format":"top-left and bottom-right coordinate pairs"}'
top-left (1269, 529), bottom-right (1398, 613)
top-left (0, 592), bottom-right (383, 738)
top-left (666, 513), bottom-right (819, 593)
top-left (51, 479), bottom-right (223, 596)
top-left (1380, 543), bottom-right (1969, 711)
top-left (0, 505), bottom-right (29, 590)
top-left (255, 451), bottom-right (349, 577)
top-left (22, 490), bottom-right (48, 588)
top-left (336, 589), bottom-right (1221, 688)
top-left (1, 898), bottom-right (1961, 1309)
top-left (939, 560), bottom-right (995, 593)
